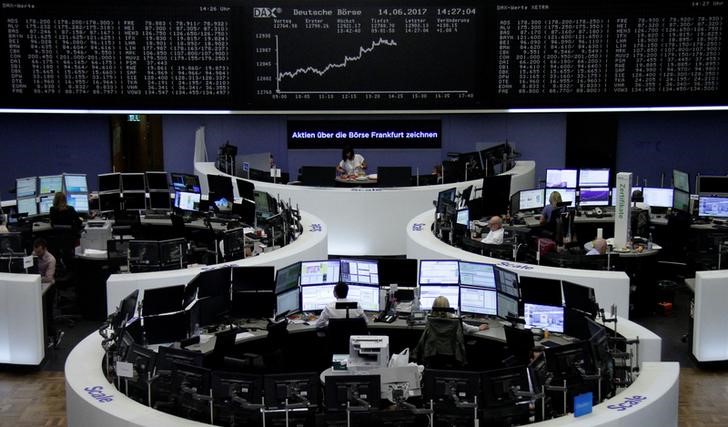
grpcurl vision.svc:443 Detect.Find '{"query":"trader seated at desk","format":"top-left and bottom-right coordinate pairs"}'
top-left (540, 190), bottom-right (563, 227)
top-left (431, 296), bottom-right (489, 335)
top-left (336, 146), bottom-right (367, 177)
top-left (585, 238), bottom-right (608, 256)
top-left (481, 215), bottom-right (505, 245)
top-left (315, 282), bottom-right (368, 328)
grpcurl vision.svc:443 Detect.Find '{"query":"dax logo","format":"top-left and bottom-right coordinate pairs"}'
top-left (84, 385), bottom-right (114, 403)
top-left (607, 395), bottom-right (646, 411)
top-left (254, 7), bottom-right (282, 18)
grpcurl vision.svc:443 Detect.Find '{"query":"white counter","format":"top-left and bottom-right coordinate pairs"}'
top-left (0, 272), bottom-right (45, 365)
top-left (106, 210), bottom-right (327, 315)
top-left (194, 160), bottom-right (535, 256)
top-left (693, 270), bottom-right (728, 362)
top-left (65, 331), bottom-right (675, 427)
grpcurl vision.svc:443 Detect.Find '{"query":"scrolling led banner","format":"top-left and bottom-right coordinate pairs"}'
top-left (287, 120), bottom-right (441, 148)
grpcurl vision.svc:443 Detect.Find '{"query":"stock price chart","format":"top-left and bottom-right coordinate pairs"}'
top-left (248, 3), bottom-right (482, 109)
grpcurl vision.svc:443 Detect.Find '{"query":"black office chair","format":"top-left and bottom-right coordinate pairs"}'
top-left (299, 166), bottom-right (336, 187)
top-left (504, 325), bottom-right (536, 366)
top-left (377, 166), bottom-right (412, 187)
top-left (630, 208), bottom-right (651, 238)
top-left (262, 320), bottom-right (290, 373)
top-left (327, 316), bottom-right (368, 355)
top-left (205, 328), bottom-right (239, 369)
top-left (413, 315), bottom-right (467, 369)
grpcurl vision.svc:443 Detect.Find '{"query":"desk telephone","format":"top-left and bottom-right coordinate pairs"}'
top-left (375, 293), bottom-right (398, 323)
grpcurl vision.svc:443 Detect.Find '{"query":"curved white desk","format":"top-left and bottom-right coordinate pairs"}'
top-left (194, 160), bottom-right (536, 256)
top-left (106, 211), bottom-right (327, 315)
top-left (406, 210), bottom-right (662, 362)
top-left (66, 327), bottom-right (676, 427)
top-left (0, 273), bottom-right (45, 365)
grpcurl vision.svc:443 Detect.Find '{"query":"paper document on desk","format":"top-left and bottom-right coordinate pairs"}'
top-left (236, 332), bottom-right (256, 341)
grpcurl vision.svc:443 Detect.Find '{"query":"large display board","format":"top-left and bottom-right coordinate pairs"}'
top-left (1, 0), bottom-right (726, 111)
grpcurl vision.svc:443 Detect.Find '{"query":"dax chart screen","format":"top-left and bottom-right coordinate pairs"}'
top-left (248, 2), bottom-right (483, 109)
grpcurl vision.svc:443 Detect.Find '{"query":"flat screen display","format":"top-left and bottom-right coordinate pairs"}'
top-left (456, 208), bottom-right (469, 226)
top-left (419, 260), bottom-right (459, 285)
top-left (276, 289), bottom-right (300, 316)
top-left (99, 173), bottom-right (121, 192)
top-left (546, 169), bottom-right (577, 188)
top-left (579, 187), bottom-right (610, 207)
top-left (419, 285), bottom-right (459, 311)
top-left (16, 177), bottom-right (37, 198)
top-left (148, 192), bottom-right (171, 210)
top-left (436, 188), bottom-right (457, 214)
top-left (698, 176), bottom-right (728, 195)
top-left (460, 287), bottom-right (497, 316)
top-left (497, 293), bottom-right (519, 319)
top-left (673, 169), bottom-right (690, 193)
top-left (64, 175), bottom-right (88, 193)
top-left (38, 196), bottom-right (53, 214)
top-left (578, 169), bottom-right (610, 187)
top-left (171, 173), bottom-right (201, 193)
top-left (545, 188), bottom-right (576, 205)
top-left (642, 188), bottom-right (674, 208)
top-left (301, 284), bottom-right (336, 311)
top-left (174, 191), bottom-right (201, 212)
top-left (347, 284), bottom-right (380, 311)
top-left (458, 261), bottom-right (496, 289)
top-left (145, 172), bottom-right (169, 191)
top-left (300, 260), bottom-right (341, 285)
top-left (519, 189), bottom-right (545, 210)
top-left (123, 192), bottom-right (146, 210)
top-left (340, 259), bottom-right (379, 285)
top-left (17, 197), bottom-right (37, 216)
top-left (698, 196), bottom-right (728, 218)
top-left (495, 267), bottom-right (519, 298)
top-left (673, 189), bottom-right (690, 212)
top-left (275, 262), bottom-right (300, 294)
top-left (39, 175), bottom-right (63, 194)
top-left (121, 174), bottom-right (146, 192)
top-left (524, 303), bottom-right (564, 333)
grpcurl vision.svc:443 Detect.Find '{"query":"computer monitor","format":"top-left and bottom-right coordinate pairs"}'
top-left (578, 168), bottom-right (610, 187)
top-left (698, 196), bottom-right (728, 218)
top-left (673, 189), bottom-right (690, 212)
top-left (422, 369), bottom-right (481, 404)
top-left (122, 192), bottom-right (146, 211)
top-left (207, 174), bottom-right (235, 211)
top-left (347, 284), bottom-right (381, 311)
top-left (420, 285), bottom-right (460, 311)
top-left (264, 372), bottom-right (320, 408)
top-left (518, 189), bottom-right (545, 211)
top-left (67, 193), bottom-right (89, 213)
top-left (148, 191), bottom-right (171, 210)
top-left (545, 188), bottom-right (576, 205)
top-left (191, 266), bottom-right (232, 299)
top-left (504, 325), bottom-right (536, 365)
top-left (276, 288), bottom-right (300, 317)
top-left (39, 175), bottom-right (63, 194)
top-left (459, 185), bottom-right (473, 208)
top-left (16, 177), bottom-right (37, 198)
top-left (232, 266), bottom-right (275, 292)
top-left (112, 289), bottom-right (140, 330)
top-left (128, 240), bottom-right (160, 267)
top-left (254, 191), bottom-right (277, 217)
top-left (546, 169), bottom-right (577, 188)
top-left (275, 262), bottom-right (301, 294)
top-left (174, 191), bottom-right (201, 212)
top-left (0, 232), bottom-right (23, 255)
top-left (64, 174), bottom-right (88, 193)
top-left (145, 172), bottom-right (169, 191)
top-left (495, 266), bottom-right (519, 298)
top-left (171, 173), bottom-right (201, 193)
top-left (436, 188), bottom-right (457, 214)
top-left (300, 260), bottom-right (341, 285)
top-left (325, 374), bottom-right (381, 410)
top-left (143, 312), bottom-right (189, 345)
top-left (419, 260), bottom-right (459, 285)
top-left (99, 173), bottom-right (121, 192)
top-left (301, 284), bottom-right (337, 311)
top-left (481, 366), bottom-right (529, 408)
top-left (578, 187), bottom-right (610, 207)
top-left (142, 285), bottom-right (185, 316)
top-left (562, 281), bottom-right (597, 317)
top-left (456, 208), bottom-right (469, 226)
top-left (673, 169), bottom-right (690, 193)
top-left (211, 372), bottom-right (263, 406)
top-left (459, 261), bottom-right (496, 289)
top-left (460, 287), bottom-right (497, 316)
top-left (642, 187), bottom-right (673, 208)
top-left (16, 197), bottom-right (38, 216)
top-left (38, 196), bottom-right (53, 214)
top-left (519, 276), bottom-right (562, 306)
top-left (340, 258), bottom-right (379, 285)
top-left (377, 258), bottom-right (417, 288)
top-left (611, 186), bottom-right (642, 207)
top-left (481, 174), bottom-right (511, 217)
top-left (698, 176), bottom-right (728, 196)
top-left (523, 303), bottom-right (564, 333)
top-left (543, 340), bottom-right (590, 379)
top-left (497, 293), bottom-right (519, 319)
top-left (159, 238), bottom-right (186, 267)
top-left (235, 178), bottom-right (255, 201)
top-left (99, 192), bottom-right (122, 212)
top-left (119, 173), bottom-right (145, 192)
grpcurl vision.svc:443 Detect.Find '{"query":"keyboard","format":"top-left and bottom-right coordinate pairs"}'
top-left (144, 212), bottom-right (169, 220)
top-left (540, 340), bottom-right (559, 348)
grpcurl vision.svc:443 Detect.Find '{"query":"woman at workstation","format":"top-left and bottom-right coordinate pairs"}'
top-left (336, 146), bottom-right (367, 176)
top-left (50, 192), bottom-right (83, 232)
top-left (540, 190), bottom-right (563, 225)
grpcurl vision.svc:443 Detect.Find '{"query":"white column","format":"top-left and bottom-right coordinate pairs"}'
top-left (614, 172), bottom-right (633, 249)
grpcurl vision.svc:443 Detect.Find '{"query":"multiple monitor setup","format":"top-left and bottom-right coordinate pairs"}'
top-left (127, 239), bottom-right (187, 273)
top-left (99, 171), bottom-right (181, 213)
top-left (15, 173), bottom-right (89, 217)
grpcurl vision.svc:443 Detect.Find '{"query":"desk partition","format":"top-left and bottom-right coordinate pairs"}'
top-left (0, 273), bottom-right (44, 365)
top-left (194, 160), bottom-right (536, 256)
top-left (693, 270), bottom-right (728, 362)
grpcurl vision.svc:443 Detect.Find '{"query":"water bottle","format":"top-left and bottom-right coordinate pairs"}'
top-left (648, 232), bottom-right (653, 250)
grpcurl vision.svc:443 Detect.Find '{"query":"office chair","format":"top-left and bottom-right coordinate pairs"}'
top-left (503, 325), bottom-right (536, 366)
top-left (327, 316), bottom-right (368, 355)
top-left (413, 315), bottom-right (467, 369)
top-left (630, 208), bottom-right (651, 238)
top-left (299, 166), bottom-right (336, 186)
top-left (377, 166), bottom-right (412, 187)
top-left (205, 328), bottom-right (239, 369)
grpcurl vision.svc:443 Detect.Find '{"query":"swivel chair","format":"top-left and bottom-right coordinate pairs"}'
top-left (414, 314), bottom-right (467, 369)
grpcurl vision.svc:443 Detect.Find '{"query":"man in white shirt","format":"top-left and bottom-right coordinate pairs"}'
top-left (315, 282), bottom-right (368, 328)
top-left (336, 146), bottom-right (367, 176)
top-left (585, 238), bottom-right (607, 256)
top-left (481, 215), bottom-right (505, 245)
